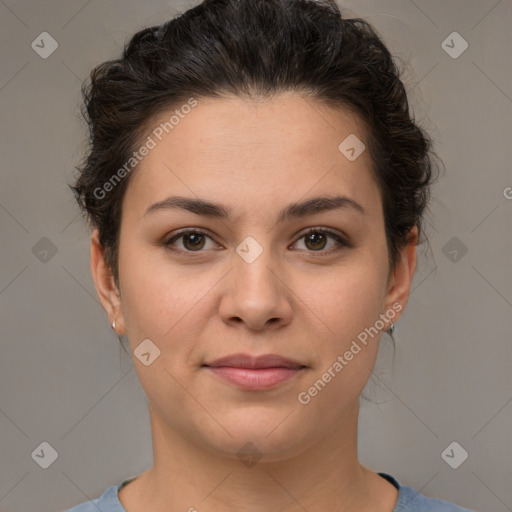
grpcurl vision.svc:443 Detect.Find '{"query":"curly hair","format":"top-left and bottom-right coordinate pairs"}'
top-left (70, 0), bottom-right (441, 292)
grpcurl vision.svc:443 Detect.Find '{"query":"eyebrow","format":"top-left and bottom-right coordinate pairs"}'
top-left (143, 194), bottom-right (366, 222)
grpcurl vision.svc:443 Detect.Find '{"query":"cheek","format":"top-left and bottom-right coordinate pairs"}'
top-left (299, 259), bottom-right (387, 341)
top-left (117, 249), bottom-right (210, 403)
top-left (118, 244), bottom-right (215, 354)
top-left (294, 265), bottom-right (387, 418)
top-left (296, 256), bottom-right (388, 397)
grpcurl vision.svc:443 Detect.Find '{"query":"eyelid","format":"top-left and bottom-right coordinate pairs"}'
top-left (294, 227), bottom-right (348, 243)
top-left (164, 226), bottom-right (350, 254)
top-left (164, 228), bottom-right (220, 251)
top-left (290, 227), bottom-right (350, 254)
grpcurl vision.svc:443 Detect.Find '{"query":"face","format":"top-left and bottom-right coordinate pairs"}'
top-left (91, 92), bottom-right (416, 461)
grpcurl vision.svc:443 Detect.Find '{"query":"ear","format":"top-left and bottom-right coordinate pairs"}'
top-left (90, 228), bottom-right (127, 335)
top-left (383, 225), bottom-right (418, 325)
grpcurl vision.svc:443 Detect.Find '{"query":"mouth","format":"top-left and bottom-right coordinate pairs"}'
top-left (202, 353), bottom-right (307, 391)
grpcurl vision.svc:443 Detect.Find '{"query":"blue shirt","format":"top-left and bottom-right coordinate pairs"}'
top-left (65, 472), bottom-right (475, 511)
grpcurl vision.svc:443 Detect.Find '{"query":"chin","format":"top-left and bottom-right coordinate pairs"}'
top-left (198, 412), bottom-right (315, 463)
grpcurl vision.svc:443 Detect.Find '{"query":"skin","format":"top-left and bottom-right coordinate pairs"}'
top-left (91, 92), bottom-right (417, 512)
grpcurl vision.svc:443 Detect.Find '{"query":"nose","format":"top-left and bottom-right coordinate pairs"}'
top-left (218, 245), bottom-right (293, 332)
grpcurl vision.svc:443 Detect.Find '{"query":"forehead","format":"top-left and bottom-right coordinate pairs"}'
top-left (122, 93), bottom-right (381, 222)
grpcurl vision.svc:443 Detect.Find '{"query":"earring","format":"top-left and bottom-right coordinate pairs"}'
top-left (111, 320), bottom-right (116, 331)
top-left (387, 320), bottom-right (394, 336)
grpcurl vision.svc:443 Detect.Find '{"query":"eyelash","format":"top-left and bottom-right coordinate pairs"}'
top-left (164, 227), bottom-right (349, 257)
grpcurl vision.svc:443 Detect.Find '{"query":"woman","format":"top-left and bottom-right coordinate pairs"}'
top-left (66, 0), bottom-right (474, 510)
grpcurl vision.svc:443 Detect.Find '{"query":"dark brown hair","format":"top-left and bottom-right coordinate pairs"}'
top-left (70, 0), bottom-right (441, 292)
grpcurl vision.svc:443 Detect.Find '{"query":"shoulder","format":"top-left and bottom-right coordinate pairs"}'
top-left (396, 485), bottom-right (476, 512)
top-left (63, 481), bottom-right (126, 512)
top-left (378, 473), bottom-right (476, 512)
top-left (64, 473), bottom-right (477, 512)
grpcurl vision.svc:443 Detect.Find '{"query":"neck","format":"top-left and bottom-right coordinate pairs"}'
top-left (120, 400), bottom-right (387, 512)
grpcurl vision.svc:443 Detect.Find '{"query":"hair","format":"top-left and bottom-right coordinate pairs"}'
top-left (70, 0), bottom-right (442, 385)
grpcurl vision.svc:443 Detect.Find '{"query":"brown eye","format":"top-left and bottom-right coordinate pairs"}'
top-left (164, 227), bottom-right (348, 256)
top-left (182, 232), bottom-right (206, 251)
top-left (293, 228), bottom-right (347, 254)
top-left (304, 231), bottom-right (328, 251)
top-left (165, 229), bottom-right (218, 252)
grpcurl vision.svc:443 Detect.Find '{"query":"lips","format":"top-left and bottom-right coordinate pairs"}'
top-left (203, 353), bottom-right (306, 370)
top-left (203, 353), bottom-right (307, 391)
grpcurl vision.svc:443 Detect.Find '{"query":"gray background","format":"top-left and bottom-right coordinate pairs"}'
top-left (0, 0), bottom-right (511, 511)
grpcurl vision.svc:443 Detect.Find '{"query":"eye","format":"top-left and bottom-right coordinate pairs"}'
top-left (164, 229), bottom-right (219, 252)
top-left (164, 227), bottom-right (349, 255)
top-left (292, 228), bottom-right (348, 254)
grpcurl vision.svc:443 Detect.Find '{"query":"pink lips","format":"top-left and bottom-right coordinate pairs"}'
top-left (203, 353), bottom-right (307, 390)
